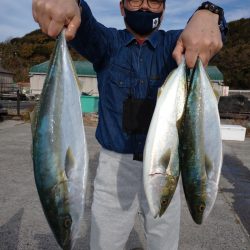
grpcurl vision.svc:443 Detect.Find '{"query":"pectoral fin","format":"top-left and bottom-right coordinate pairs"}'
top-left (205, 154), bottom-right (213, 178)
top-left (65, 147), bottom-right (76, 179)
top-left (157, 87), bottom-right (163, 98)
top-left (160, 149), bottom-right (171, 170)
top-left (30, 103), bottom-right (40, 137)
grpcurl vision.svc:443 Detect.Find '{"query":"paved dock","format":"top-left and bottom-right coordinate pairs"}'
top-left (0, 120), bottom-right (249, 250)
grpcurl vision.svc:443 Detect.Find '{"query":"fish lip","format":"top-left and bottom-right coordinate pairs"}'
top-left (193, 216), bottom-right (203, 225)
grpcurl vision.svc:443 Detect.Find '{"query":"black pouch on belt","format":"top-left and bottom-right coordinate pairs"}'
top-left (122, 97), bottom-right (155, 134)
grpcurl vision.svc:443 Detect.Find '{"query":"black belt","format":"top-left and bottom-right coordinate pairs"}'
top-left (133, 153), bottom-right (143, 162)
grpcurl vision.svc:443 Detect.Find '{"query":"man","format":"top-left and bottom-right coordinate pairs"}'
top-left (32, 0), bottom-right (227, 249)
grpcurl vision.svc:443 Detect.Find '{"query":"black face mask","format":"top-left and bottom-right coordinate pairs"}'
top-left (124, 8), bottom-right (163, 35)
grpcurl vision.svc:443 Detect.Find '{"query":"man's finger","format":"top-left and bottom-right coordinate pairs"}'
top-left (172, 40), bottom-right (184, 65)
top-left (198, 53), bottom-right (209, 67)
top-left (47, 19), bottom-right (65, 38)
top-left (185, 48), bottom-right (199, 68)
top-left (65, 15), bottom-right (81, 41)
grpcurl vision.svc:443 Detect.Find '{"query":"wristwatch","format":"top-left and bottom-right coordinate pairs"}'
top-left (197, 1), bottom-right (224, 21)
top-left (196, 1), bottom-right (228, 41)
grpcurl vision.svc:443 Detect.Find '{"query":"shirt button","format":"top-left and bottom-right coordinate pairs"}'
top-left (140, 58), bottom-right (143, 62)
top-left (119, 81), bottom-right (123, 85)
top-left (140, 80), bottom-right (144, 84)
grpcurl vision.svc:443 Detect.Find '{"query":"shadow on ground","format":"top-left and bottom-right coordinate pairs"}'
top-left (221, 154), bottom-right (250, 235)
top-left (0, 208), bottom-right (24, 250)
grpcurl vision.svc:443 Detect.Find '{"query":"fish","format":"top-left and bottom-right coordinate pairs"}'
top-left (31, 30), bottom-right (89, 249)
top-left (143, 59), bottom-right (187, 218)
top-left (180, 59), bottom-right (222, 224)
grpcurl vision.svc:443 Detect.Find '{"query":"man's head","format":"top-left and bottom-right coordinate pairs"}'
top-left (120, 0), bottom-right (166, 37)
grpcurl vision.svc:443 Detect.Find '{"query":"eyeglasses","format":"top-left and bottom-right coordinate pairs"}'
top-left (127, 0), bottom-right (164, 10)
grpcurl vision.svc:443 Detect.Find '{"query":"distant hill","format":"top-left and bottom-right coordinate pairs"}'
top-left (0, 30), bottom-right (84, 82)
top-left (0, 18), bottom-right (249, 89)
top-left (211, 18), bottom-right (250, 89)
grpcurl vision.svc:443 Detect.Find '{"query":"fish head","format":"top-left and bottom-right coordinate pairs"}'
top-left (145, 173), bottom-right (166, 218)
top-left (159, 175), bottom-right (179, 217)
top-left (187, 191), bottom-right (206, 225)
top-left (44, 178), bottom-right (76, 250)
top-left (56, 213), bottom-right (74, 249)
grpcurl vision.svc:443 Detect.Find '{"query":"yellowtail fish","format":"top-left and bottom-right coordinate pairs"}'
top-left (31, 30), bottom-right (89, 249)
top-left (180, 59), bottom-right (222, 224)
top-left (143, 59), bottom-right (187, 218)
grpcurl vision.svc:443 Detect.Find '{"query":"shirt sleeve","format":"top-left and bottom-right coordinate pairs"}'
top-left (68, 0), bottom-right (114, 69)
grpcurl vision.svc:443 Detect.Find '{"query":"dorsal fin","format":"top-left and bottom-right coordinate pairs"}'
top-left (30, 103), bottom-right (40, 137)
top-left (65, 147), bottom-right (76, 179)
top-left (157, 87), bottom-right (163, 98)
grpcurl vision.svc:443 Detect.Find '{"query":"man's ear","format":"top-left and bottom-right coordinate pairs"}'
top-left (120, 0), bottom-right (125, 17)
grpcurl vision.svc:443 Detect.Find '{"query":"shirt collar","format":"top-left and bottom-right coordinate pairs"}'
top-left (124, 30), bottom-right (136, 46)
top-left (147, 30), bottom-right (160, 49)
top-left (123, 29), bottom-right (159, 49)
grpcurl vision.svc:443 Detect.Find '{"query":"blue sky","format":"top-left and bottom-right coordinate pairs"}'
top-left (0, 0), bottom-right (249, 42)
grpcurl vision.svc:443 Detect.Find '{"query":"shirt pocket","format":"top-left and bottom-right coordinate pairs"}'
top-left (103, 64), bottom-right (136, 113)
top-left (148, 75), bottom-right (165, 99)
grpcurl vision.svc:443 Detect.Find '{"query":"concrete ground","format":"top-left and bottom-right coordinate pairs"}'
top-left (0, 120), bottom-right (249, 250)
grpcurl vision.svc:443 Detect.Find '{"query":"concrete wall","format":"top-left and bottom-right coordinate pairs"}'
top-left (30, 74), bottom-right (45, 95)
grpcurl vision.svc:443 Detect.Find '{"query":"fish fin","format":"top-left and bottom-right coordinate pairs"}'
top-left (201, 63), bottom-right (220, 103)
top-left (60, 170), bottom-right (68, 182)
top-left (205, 154), bottom-right (213, 178)
top-left (72, 62), bottom-right (83, 92)
top-left (29, 103), bottom-right (40, 137)
top-left (160, 149), bottom-right (171, 170)
top-left (65, 147), bottom-right (76, 179)
top-left (212, 87), bottom-right (220, 103)
top-left (157, 87), bottom-right (163, 98)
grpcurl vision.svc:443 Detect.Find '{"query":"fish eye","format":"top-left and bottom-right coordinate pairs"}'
top-left (161, 198), bottom-right (168, 206)
top-left (64, 214), bottom-right (72, 229)
top-left (199, 204), bottom-right (205, 212)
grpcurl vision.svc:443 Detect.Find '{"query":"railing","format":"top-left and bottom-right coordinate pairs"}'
top-left (0, 83), bottom-right (36, 116)
top-left (229, 90), bottom-right (250, 100)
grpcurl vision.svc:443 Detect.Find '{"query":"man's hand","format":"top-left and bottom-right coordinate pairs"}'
top-left (32, 0), bottom-right (81, 40)
top-left (172, 10), bottom-right (223, 68)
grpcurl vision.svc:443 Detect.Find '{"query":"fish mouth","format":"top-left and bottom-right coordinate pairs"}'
top-left (58, 237), bottom-right (73, 250)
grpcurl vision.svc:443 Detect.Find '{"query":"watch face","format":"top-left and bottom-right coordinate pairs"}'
top-left (208, 4), bottom-right (215, 12)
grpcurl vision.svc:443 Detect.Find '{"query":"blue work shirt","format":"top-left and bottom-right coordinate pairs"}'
top-left (70, 1), bottom-right (182, 154)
